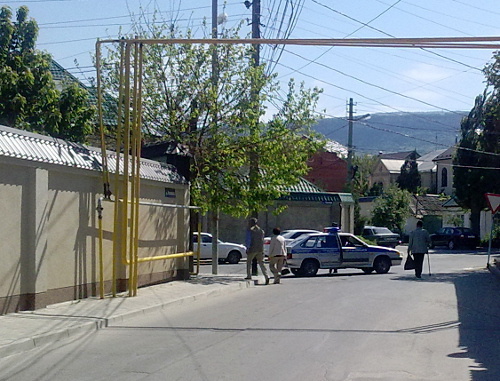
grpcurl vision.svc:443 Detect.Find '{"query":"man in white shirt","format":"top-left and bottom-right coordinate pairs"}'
top-left (268, 228), bottom-right (287, 284)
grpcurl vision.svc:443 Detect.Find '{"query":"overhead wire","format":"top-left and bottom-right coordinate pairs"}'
top-left (309, 0), bottom-right (483, 71)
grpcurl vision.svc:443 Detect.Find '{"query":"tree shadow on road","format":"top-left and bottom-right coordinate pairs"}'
top-left (393, 270), bottom-right (500, 381)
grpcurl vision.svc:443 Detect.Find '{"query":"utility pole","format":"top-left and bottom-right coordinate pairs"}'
top-left (251, 0), bottom-right (261, 66)
top-left (211, 0), bottom-right (219, 275)
top-left (346, 97), bottom-right (354, 190)
top-left (250, 0), bottom-right (261, 275)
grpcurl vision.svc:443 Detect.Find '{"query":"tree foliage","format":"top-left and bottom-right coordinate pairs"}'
top-left (352, 154), bottom-right (377, 197)
top-left (454, 51), bottom-right (500, 232)
top-left (99, 16), bottom-right (324, 216)
top-left (0, 6), bottom-right (94, 142)
top-left (371, 185), bottom-right (411, 233)
top-left (396, 150), bottom-right (421, 193)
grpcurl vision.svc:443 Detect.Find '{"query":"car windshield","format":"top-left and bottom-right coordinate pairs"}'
top-left (282, 230), bottom-right (316, 239)
top-left (373, 227), bottom-right (393, 234)
top-left (341, 235), bottom-right (367, 247)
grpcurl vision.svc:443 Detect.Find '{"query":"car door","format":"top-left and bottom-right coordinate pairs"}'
top-left (316, 235), bottom-right (341, 266)
top-left (433, 228), bottom-right (447, 246)
top-left (341, 235), bottom-right (370, 264)
top-left (193, 234), bottom-right (212, 259)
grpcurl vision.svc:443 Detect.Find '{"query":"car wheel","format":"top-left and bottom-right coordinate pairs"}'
top-left (291, 268), bottom-right (301, 276)
top-left (448, 240), bottom-right (455, 250)
top-left (373, 257), bottom-right (391, 274)
top-left (299, 259), bottom-right (319, 277)
top-left (362, 268), bottom-right (374, 274)
top-left (226, 251), bottom-right (241, 264)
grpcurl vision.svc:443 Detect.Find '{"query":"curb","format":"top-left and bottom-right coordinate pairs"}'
top-left (0, 278), bottom-right (254, 359)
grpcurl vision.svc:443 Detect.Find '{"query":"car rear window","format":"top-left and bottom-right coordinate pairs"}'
top-left (373, 227), bottom-right (393, 234)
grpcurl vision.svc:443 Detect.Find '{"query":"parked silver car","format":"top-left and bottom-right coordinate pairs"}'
top-left (286, 232), bottom-right (403, 276)
top-left (264, 229), bottom-right (321, 256)
top-left (362, 226), bottom-right (401, 248)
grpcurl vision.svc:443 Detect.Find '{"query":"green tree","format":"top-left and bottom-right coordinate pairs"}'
top-left (454, 52), bottom-right (500, 233)
top-left (0, 6), bottom-right (94, 142)
top-left (100, 18), bottom-right (324, 217)
top-left (351, 154), bottom-right (377, 234)
top-left (371, 185), bottom-right (411, 233)
top-left (352, 154), bottom-right (377, 197)
top-left (396, 150), bottom-right (421, 193)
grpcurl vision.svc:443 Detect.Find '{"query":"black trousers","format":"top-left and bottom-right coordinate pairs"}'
top-left (413, 253), bottom-right (425, 277)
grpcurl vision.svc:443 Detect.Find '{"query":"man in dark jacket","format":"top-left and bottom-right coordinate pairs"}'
top-left (408, 220), bottom-right (431, 278)
top-left (245, 218), bottom-right (269, 284)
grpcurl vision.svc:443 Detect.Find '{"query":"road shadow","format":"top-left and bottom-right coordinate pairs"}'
top-left (394, 270), bottom-right (500, 380)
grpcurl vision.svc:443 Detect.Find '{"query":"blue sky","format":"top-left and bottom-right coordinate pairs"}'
top-left (4, 0), bottom-right (500, 120)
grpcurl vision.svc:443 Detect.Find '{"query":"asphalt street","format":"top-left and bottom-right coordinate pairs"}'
top-left (0, 248), bottom-right (498, 381)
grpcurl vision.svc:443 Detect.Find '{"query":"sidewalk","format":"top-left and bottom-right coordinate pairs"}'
top-left (0, 274), bottom-right (257, 359)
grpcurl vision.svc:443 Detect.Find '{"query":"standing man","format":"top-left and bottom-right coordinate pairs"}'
top-left (245, 218), bottom-right (269, 284)
top-left (268, 227), bottom-right (287, 284)
top-left (407, 220), bottom-right (431, 278)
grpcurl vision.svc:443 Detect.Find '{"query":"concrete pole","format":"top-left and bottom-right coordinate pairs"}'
top-left (211, 0), bottom-right (219, 275)
top-left (347, 98), bottom-right (354, 189)
top-left (250, 0), bottom-right (261, 275)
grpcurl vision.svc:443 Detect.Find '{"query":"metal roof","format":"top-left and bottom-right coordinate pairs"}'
top-left (279, 192), bottom-right (341, 203)
top-left (278, 178), bottom-right (350, 203)
top-left (285, 177), bottom-right (324, 193)
top-left (380, 159), bottom-right (405, 173)
top-left (0, 125), bottom-right (187, 184)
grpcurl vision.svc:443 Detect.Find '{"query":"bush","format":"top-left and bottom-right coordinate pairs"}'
top-left (480, 224), bottom-right (500, 248)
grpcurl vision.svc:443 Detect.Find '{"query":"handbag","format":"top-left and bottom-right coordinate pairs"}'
top-left (404, 253), bottom-right (415, 270)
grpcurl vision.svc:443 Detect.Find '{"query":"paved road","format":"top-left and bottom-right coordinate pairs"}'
top-left (1, 249), bottom-right (498, 381)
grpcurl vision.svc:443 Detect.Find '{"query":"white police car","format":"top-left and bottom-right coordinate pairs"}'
top-left (286, 230), bottom-right (402, 276)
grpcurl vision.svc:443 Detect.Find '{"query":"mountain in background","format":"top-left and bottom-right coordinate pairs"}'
top-left (313, 111), bottom-right (468, 156)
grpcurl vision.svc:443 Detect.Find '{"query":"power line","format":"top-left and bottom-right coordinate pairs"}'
top-left (282, 48), bottom-right (465, 116)
top-left (309, 0), bottom-right (483, 71)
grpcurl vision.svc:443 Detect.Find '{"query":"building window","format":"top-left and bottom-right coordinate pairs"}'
top-left (441, 168), bottom-right (448, 187)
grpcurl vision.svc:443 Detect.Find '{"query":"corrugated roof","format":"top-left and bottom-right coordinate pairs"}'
top-left (0, 125), bottom-right (186, 184)
top-left (285, 177), bottom-right (324, 193)
top-left (279, 192), bottom-right (341, 203)
top-left (410, 194), bottom-right (450, 216)
top-left (50, 60), bottom-right (118, 128)
top-left (278, 178), bottom-right (349, 203)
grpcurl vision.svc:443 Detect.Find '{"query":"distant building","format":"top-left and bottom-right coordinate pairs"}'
top-left (417, 149), bottom-right (447, 193)
top-left (369, 151), bottom-right (420, 190)
top-left (304, 140), bottom-right (348, 192)
top-left (434, 146), bottom-right (456, 195)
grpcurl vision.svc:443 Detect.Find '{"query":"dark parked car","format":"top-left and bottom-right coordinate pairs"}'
top-left (429, 227), bottom-right (479, 249)
top-left (362, 226), bottom-right (401, 248)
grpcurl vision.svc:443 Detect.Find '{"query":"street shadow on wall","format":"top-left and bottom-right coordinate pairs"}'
top-left (394, 271), bottom-right (500, 380)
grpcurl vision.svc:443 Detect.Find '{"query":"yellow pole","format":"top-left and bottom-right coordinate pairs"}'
top-left (129, 40), bottom-right (141, 296)
top-left (122, 42), bottom-right (133, 296)
top-left (133, 42), bottom-right (144, 296)
top-left (97, 197), bottom-right (105, 299)
top-left (111, 41), bottom-right (127, 298)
